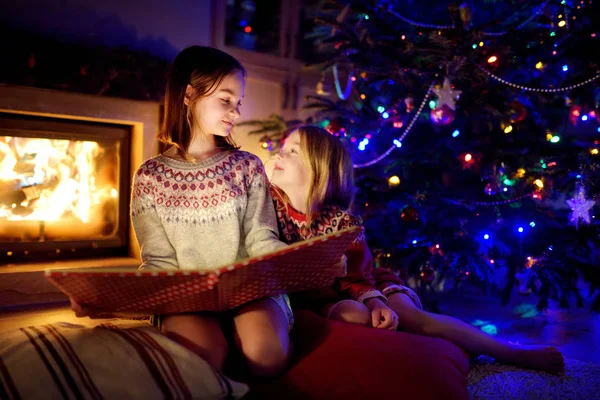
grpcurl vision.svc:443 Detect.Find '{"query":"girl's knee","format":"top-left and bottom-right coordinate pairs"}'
top-left (241, 337), bottom-right (290, 377)
top-left (327, 299), bottom-right (371, 326)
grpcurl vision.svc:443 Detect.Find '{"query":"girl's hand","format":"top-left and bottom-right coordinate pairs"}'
top-left (326, 255), bottom-right (348, 277)
top-left (364, 297), bottom-right (399, 330)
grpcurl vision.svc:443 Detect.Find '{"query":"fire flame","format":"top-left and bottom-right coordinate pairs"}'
top-left (0, 136), bottom-right (119, 227)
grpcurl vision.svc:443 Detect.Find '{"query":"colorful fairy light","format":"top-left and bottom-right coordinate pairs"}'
top-left (388, 176), bottom-right (401, 186)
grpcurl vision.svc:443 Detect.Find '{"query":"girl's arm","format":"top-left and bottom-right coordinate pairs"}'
top-left (243, 156), bottom-right (287, 257)
top-left (131, 168), bottom-right (178, 270)
top-left (372, 267), bottom-right (408, 297)
top-left (335, 231), bottom-right (386, 304)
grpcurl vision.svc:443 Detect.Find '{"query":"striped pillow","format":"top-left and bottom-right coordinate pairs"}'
top-left (0, 321), bottom-right (248, 399)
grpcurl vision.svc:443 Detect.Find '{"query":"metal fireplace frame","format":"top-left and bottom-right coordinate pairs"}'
top-left (0, 112), bottom-right (132, 263)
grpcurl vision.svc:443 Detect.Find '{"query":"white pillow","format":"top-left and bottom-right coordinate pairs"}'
top-left (0, 320), bottom-right (248, 399)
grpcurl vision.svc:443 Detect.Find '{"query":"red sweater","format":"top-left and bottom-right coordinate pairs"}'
top-left (271, 187), bottom-right (404, 309)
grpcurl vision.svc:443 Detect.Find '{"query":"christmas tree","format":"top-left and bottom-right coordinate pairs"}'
top-left (246, 0), bottom-right (600, 311)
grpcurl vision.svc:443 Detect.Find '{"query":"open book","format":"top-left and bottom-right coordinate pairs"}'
top-left (45, 226), bottom-right (361, 314)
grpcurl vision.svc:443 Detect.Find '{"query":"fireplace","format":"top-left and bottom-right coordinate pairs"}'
top-left (0, 84), bottom-right (160, 308)
top-left (0, 112), bottom-right (131, 263)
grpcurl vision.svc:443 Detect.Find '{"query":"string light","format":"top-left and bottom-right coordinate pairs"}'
top-left (380, 1), bottom-right (549, 36)
top-left (388, 176), bottom-right (401, 186)
top-left (471, 60), bottom-right (600, 92)
top-left (354, 82), bottom-right (434, 168)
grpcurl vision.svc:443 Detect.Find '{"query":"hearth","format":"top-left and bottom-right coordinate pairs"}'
top-left (0, 112), bottom-right (131, 263)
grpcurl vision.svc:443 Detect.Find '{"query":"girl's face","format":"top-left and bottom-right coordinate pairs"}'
top-left (271, 130), bottom-right (311, 195)
top-left (190, 70), bottom-right (245, 137)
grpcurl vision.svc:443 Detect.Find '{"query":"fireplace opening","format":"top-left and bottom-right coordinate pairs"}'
top-left (0, 112), bottom-right (131, 264)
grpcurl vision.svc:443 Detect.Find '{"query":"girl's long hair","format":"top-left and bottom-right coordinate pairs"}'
top-left (158, 46), bottom-right (244, 158)
top-left (275, 125), bottom-right (356, 226)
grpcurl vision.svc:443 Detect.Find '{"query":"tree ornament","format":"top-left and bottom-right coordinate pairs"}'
top-left (373, 249), bottom-right (392, 269)
top-left (332, 64), bottom-right (353, 100)
top-left (316, 73), bottom-right (331, 96)
top-left (404, 95), bottom-right (415, 113)
top-left (325, 119), bottom-right (341, 134)
top-left (433, 79), bottom-right (461, 110)
top-left (430, 104), bottom-right (455, 125)
top-left (401, 206), bottom-right (419, 222)
top-left (508, 100), bottom-right (527, 123)
top-left (569, 104), bottom-right (582, 125)
top-left (566, 185), bottom-right (595, 229)
top-left (459, 2), bottom-right (473, 28)
top-left (515, 267), bottom-right (533, 295)
top-left (420, 266), bottom-right (435, 284)
top-left (595, 87), bottom-right (600, 123)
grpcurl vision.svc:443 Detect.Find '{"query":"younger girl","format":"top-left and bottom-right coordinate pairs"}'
top-left (74, 46), bottom-right (292, 377)
top-left (269, 124), bottom-right (564, 374)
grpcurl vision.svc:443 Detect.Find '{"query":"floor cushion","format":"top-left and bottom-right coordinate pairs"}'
top-left (0, 320), bottom-right (248, 399)
top-left (251, 309), bottom-right (469, 399)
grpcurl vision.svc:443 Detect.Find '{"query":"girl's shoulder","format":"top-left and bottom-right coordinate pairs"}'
top-left (318, 203), bottom-right (363, 231)
top-left (134, 155), bottom-right (164, 177)
top-left (230, 150), bottom-right (264, 166)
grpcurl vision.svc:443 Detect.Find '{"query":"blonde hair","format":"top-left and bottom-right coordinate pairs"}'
top-left (276, 125), bottom-right (355, 226)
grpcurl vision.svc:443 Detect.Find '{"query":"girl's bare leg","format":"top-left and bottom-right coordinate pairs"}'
top-left (387, 292), bottom-right (564, 374)
top-left (233, 298), bottom-right (291, 377)
top-left (162, 313), bottom-right (228, 372)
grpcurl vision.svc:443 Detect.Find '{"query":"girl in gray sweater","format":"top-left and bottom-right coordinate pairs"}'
top-left (74, 46), bottom-right (292, 378)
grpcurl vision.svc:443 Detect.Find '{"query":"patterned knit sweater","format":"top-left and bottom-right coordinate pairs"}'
top-left (131, 151), bottom-right (286, 271)
top-left (271, 187), bottom-right (404, 308)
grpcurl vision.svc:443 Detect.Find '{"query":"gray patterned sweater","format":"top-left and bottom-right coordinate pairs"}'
top-left (131, 150), bottom-right (287, 271)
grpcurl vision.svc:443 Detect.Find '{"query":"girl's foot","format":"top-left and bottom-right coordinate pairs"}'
top-left (506, 345), bottom-right (565, 374)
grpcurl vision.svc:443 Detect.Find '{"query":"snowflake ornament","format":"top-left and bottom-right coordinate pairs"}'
top-left (566, 186), bottom-right (595, 229)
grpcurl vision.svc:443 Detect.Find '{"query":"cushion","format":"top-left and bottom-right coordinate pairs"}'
top-left (0, 320), bottom-right (248, 399)
top-left (252, 310), bottom-right (469, 400)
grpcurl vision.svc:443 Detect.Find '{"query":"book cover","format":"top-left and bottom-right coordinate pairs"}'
top-left (45, 226), bottom-right (361, 314)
